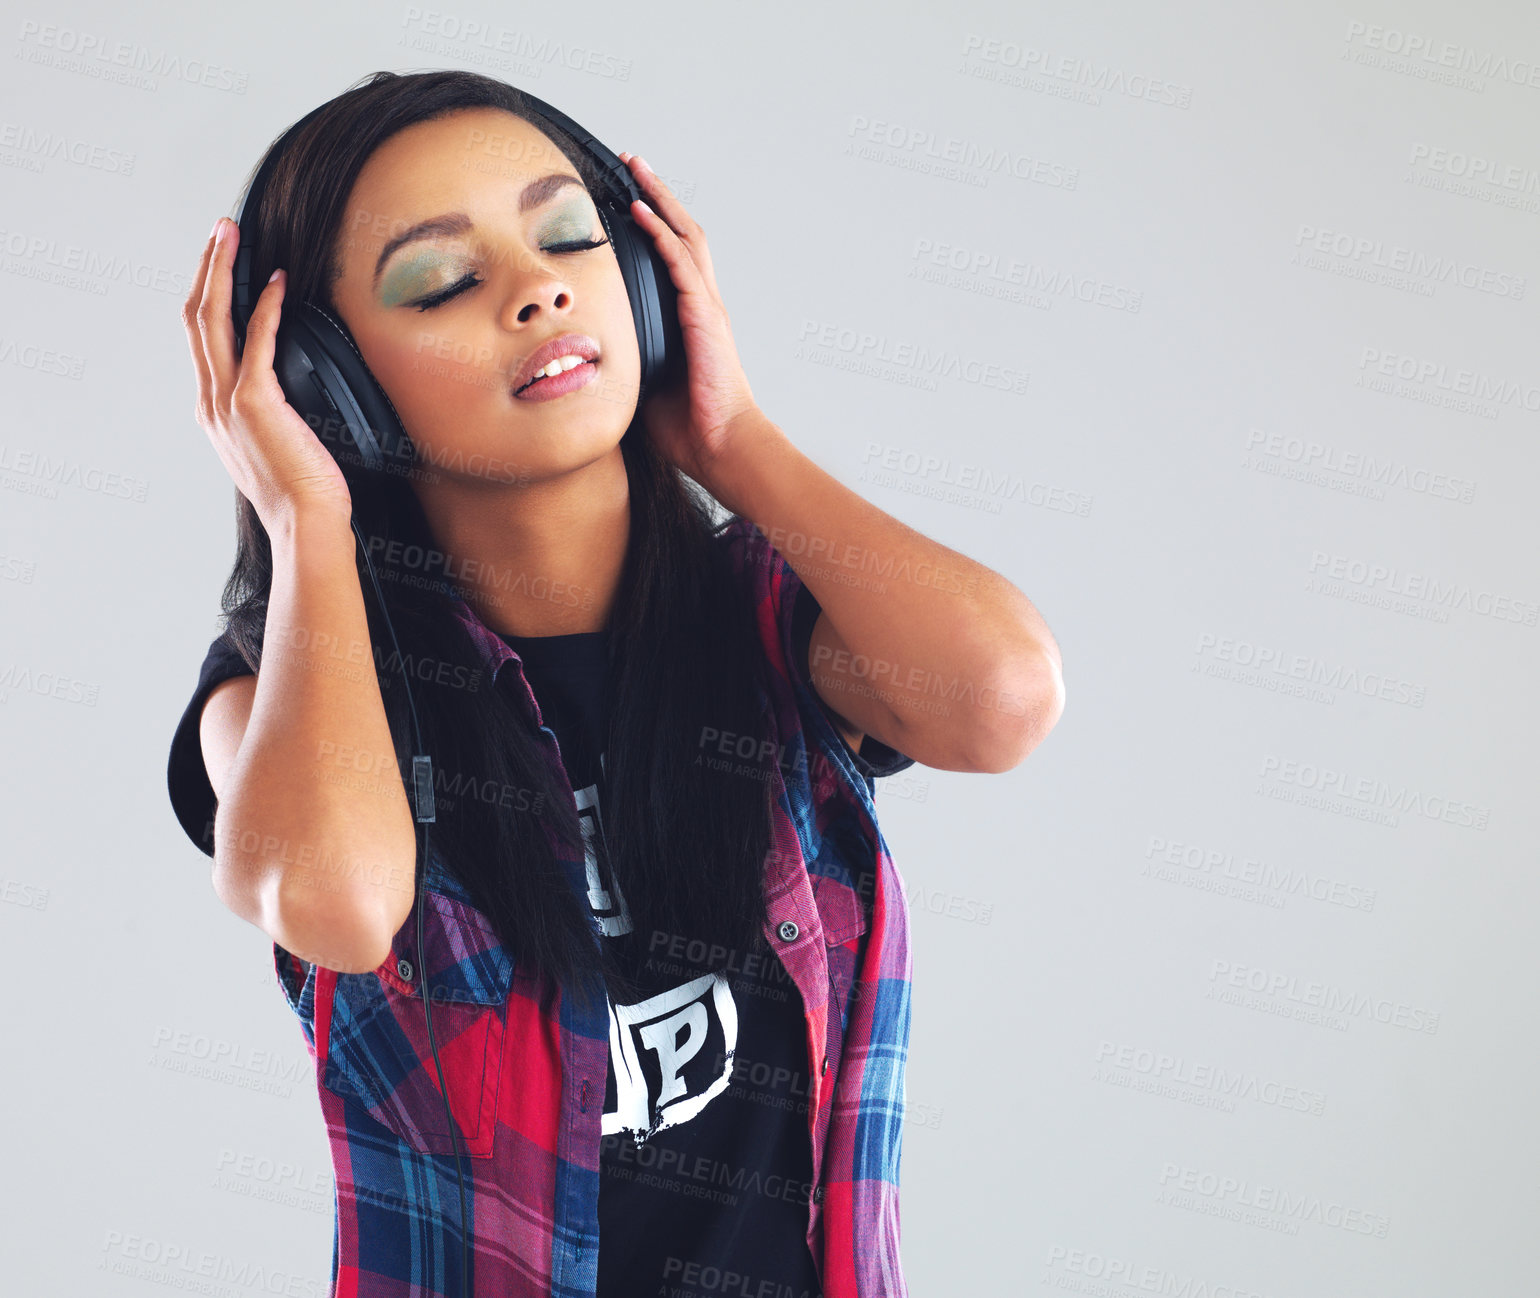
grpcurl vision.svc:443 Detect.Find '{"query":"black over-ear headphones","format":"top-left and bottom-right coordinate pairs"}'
top-left (230, 90), bottom-right (683, 472)
top-left (226, 89), bottom-right (677, 1298)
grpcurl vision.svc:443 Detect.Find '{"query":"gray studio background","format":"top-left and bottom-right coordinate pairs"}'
top-left (4, 0), bottom-right (1536, 1292)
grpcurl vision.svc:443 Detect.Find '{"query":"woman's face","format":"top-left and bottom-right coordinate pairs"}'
top-left (329, 106), bottom-right (641, 486)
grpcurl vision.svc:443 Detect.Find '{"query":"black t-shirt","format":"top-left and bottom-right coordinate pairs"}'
top-left (500, 626), bottom-right (824, 1298)
top-left (165, 584), bottom-right (911, 862)
top-left (167, 634), bottom-right (255, 858)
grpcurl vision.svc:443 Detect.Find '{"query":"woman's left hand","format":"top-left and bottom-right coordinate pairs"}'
top-left (619, 152), bottom-right (759, 486)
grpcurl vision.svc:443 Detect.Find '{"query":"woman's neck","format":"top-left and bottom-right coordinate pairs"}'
top-left (411, 442), bottom-right (630, 638)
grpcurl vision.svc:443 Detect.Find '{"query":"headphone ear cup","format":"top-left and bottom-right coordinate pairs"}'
top-left (268, 302), bottom-right (418, 478)
top-left (600, 200), bottom-right (684, 399)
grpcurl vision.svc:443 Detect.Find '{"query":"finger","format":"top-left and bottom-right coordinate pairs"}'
top-left (624, 155), bottom-right (686, 223)
top-left (624, 156), bottom-right (719, 292)
top-left (630, 198), bottom-right (706, 296)
top-left (234, 268), bottom-right (285, 403)
top-left (198, 217), bottom-right (240, 409)
top-left (183, 226), bottom-right (220, 425)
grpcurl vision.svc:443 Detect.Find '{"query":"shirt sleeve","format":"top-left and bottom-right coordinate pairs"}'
top-left (166, 633), bottom-right (256, 858)
top-left (787, 571), bottom-right (917, 781)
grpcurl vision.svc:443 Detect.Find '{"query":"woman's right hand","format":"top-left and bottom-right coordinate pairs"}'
top-left (183, 217), bottom-right (354, 532)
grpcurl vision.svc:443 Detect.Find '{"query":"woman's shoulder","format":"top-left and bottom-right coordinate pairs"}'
top-left (709, 513), bottom-right (917, 788)
top-left (709, 514), bottom-right (799, 668)
top-left (710, 513), bottom-right (796, 612)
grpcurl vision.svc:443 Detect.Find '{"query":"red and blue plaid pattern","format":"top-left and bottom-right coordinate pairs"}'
top-left (264, 515), bottom-right (912, 1297)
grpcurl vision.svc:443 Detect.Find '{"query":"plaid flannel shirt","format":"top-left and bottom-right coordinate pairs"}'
top-left (167, 515), bottom-right (914, 1297)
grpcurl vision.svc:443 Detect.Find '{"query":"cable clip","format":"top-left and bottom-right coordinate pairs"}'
top-left (412, 755), bottom-right (436, 824)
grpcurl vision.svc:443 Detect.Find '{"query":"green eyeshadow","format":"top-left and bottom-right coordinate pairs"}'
top-left (378, 249), bottom-right (469, 307)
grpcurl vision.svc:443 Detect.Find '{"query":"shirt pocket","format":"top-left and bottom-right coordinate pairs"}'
top-left (811, 868), bottom-right (871, 947)
top-left (809, 813), bottom-right (875, 947)
top-left (811, 868), bottom-right (869, 1094)
top-left (322, 885), bottom-right (515, 1159)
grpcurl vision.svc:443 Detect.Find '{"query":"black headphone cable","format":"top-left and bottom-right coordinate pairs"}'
top-left (350, 516), bottom-right (471, 1298)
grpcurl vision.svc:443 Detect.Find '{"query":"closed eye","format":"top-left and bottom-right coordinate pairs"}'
top-left (411, 237), bottom-right (612, 311)
top-left (545, 237), bottom-right (610, 255)
top-left (412, 272), bottom-right (482, 311)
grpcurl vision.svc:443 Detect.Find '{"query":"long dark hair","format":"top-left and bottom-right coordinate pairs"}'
top-left (216, 70), bottom-right (777, 1017)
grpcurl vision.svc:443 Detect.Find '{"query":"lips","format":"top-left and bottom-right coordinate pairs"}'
top-left (511, 333), bottom-right (600, 395)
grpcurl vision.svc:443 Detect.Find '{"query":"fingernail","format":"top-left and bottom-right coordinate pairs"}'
top-left (268, 268), bottom-right (283, 285)
top-left (636, 199), bottom-right (655, 218)
top-left (635, 156), bottom-right (651, 173)
top-left (210, 216), bottom-right (223, 241)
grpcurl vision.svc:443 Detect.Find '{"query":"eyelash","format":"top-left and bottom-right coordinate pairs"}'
top-left (411, 237), bottom-right (611, 311)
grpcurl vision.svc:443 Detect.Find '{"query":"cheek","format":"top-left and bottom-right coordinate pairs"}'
top-left (602, 278), bottom-right (643, 383)
top-left (379, 326), bottom-right (508, 417)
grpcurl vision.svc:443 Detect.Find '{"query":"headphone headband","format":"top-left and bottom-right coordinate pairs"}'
top-left (231, 100), bottom-right (330, 341)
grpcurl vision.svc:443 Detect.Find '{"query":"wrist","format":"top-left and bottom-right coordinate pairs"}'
top-left (702, 407), bottom-right (788, 517)
top-left (264, 498), bottom-right (357, 557)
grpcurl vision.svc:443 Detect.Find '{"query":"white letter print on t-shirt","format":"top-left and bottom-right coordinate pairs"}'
top-left (576, 758), bottom-right (737, 1144)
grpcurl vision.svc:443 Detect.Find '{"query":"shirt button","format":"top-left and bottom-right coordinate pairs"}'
top-left (396, 957), bottom-right (415, 982)
top-left (821, 1055), bottom-right (829, 1075)
top-left (777, 920), bottom-right (799, 942)
top-left (812, 1185), bottom-right (825, 1203)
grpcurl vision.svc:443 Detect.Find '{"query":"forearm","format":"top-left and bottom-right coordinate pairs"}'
top-left (213, 506), bottom-right (418, 972)
top-left (704, 410), bottom-right (1064, 761)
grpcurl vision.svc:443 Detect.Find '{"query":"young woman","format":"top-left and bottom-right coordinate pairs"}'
top-left (167, 70), bottom-right (1064, 1298)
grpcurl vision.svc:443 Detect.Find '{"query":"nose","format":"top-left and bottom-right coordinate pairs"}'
top-left (510, 282), bottom-right (572, 325)
top-left (502, 255), bottom-right (578, 330)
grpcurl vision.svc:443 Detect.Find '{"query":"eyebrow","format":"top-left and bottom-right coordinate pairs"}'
top-left (371, 172), bottom-right (588, 287)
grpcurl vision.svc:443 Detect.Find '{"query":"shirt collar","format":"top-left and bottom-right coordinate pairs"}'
top-left (443, 589), bottom-right (521, 685)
